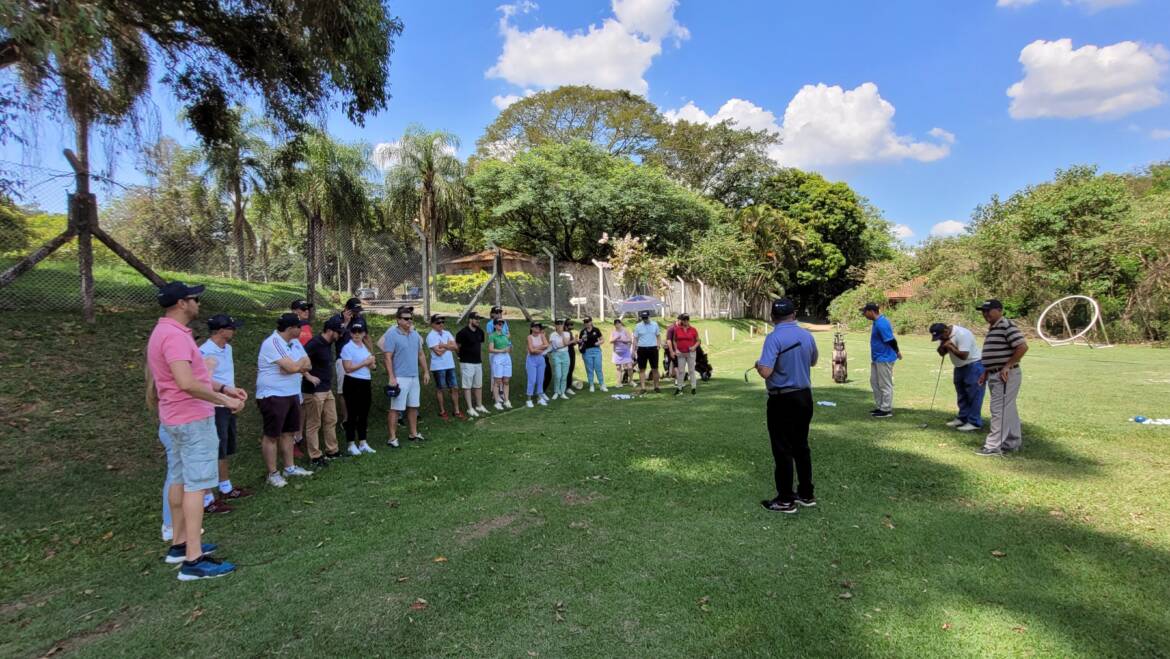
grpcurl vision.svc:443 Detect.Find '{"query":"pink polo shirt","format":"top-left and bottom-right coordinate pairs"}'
top-left (147, 317), bottom-right (215, 426)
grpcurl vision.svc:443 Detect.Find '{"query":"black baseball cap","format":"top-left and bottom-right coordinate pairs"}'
top-left (678, 312), bottom-right (691, 321)
top-left (349, 321), bottom-right (368, 334)
top-left (490, 305), bottom-right (503, 314)
top-left (531, 321), bottom-right (544, 329)
top-left (929, 322), bottom-right (948, 340)
top-left (396, 306), bottom-right (413, 318)
top-left (276, 312), bottom-right (301, 331)
top-left (639, 310), bottom-right (650, 319)
top-left (323, 316), bottom-right (345, 333)
top-left (468, 311), bottom-right (482, 320)
top-left (156, 281), bottom-right (204, 307)
top-left (583, 316), bottom-right (593, 323)
top-left (975, 299), bottom-right (1003, 312)
top-left (430, 314), bottom-right (445, 324)
top-left (207, 314), bottom-right (243, 331)
top-left (290, 299), bottom-right (313, 311)
top-left (344, 297), bottom-right (363, 311)
top-left (771, 298), bottom-right (795, 317)
top-left (860, 302), bottom-right (880, 313)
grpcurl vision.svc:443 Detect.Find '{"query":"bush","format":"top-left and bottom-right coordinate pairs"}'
top-left (434, 272), bottom-right (573, 311)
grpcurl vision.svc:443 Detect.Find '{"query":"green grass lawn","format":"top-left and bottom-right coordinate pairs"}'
top-left (1, 301), bottom-right (1169, 656)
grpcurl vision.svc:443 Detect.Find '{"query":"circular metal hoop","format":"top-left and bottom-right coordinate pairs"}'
top-left (1036, 295), bottom-right (1101, 346)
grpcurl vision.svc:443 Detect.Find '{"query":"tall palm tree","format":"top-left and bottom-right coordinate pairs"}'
top-left (201, 108), bottom-right (269, 280)
top-left (270, 130), bottom-right (373, 306)
top-left (374, 125), bottom-right (467, 275)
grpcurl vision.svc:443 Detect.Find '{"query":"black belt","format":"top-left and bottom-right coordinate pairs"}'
top-left (985, 364), bottom-right (1019, 374)
top-left (768, 387), bottom-right (808, 395)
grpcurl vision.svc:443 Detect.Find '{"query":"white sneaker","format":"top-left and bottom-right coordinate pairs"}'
top-left (945, 419), bottom-right (964, 428)
top-left (956, 423), bottom-right (979, 432)
top-left (590, 385), bottom-right (595, 392)
top-left (161, 524), bottom-right (173, 542)
top-left (539, 393), bottom-right (549, 402)
top-left (347, 442), bottom-right (362, 457)
top-left (566, 389), bottom-right (576, 396)
top-left (284, 465), bottom-right (314, 478)
top-left (467, 408), bottom-right (480, 418)
top-left (267, 471), bottom-right (288, 488)
top-left (560, 393), bottom-right (570, 400)
top-left (358, 441), bottom-right (376, 454)
top-left (600, 385), bottom-right (608, 392)
top-left (526, 400), bottom-right (535, 408)
top-left (504, 400), bottom-right (513, 409)
top-left (494, 402), bottom-right (504, 411)
top-left (538, 398), bottom-right (548, 406)
top-left (477, 405), bottom-right (490, 415)
top-left (387, 438), bottom-right (400, 448)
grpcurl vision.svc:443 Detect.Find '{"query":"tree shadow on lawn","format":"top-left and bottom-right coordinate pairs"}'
top-left (610, 386), bottom-right (1170, 656)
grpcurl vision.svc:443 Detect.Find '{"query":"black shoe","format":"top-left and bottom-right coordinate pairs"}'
top-left (324, 451), bottom-right (343, 460)
top-left (871, 410), bottom-right (893, 418)
top-left (761, 498), bottom-right (798, 514)
top-left (653, 387), bottom-right (661, 394)
top-left (795, 496), bottom-right (817, 507)
top-left (310, 457), bottom-right (329, 468)
top-left (691, 388), bottom-right (697, 395)
top-left (674, 388), bottom-right (682, 396)
top-left (868, 408), bottom-right (881, 415)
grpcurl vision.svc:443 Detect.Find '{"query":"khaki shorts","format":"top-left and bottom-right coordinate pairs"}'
top-left (461, 363), bottom-right (483, 388)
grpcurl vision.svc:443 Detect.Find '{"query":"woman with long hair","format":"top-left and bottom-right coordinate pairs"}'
top-left (525, 322), bottom-right (549, 407)
top-left (549, 319), bottom-right (572, 400)
top-left (610, 319), bottom-right (635, 387)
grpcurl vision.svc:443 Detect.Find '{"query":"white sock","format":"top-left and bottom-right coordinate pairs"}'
top-left (203, 492), bottom-right (214, 507)
top-left (218, 480), bottom-right (232, 495)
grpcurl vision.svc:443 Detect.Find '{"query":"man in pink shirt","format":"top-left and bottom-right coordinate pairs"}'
top-left (147, 281), bottom-right (245, 581)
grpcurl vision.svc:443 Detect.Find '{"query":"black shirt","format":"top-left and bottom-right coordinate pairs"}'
top-left (579, 327), bottom-right (602, 350)
top-left (456, 326), bottom-right (485, 364)
top-left (302, 335), bottom-right (334, 394)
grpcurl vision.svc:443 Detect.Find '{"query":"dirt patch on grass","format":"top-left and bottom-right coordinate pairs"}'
top-left (561, 490), bottom-right (608, 506)
top-left (38, 609), bottom-right (130, 657)
top-left (0, 590), bottom-right (56, 618)
top-left (457, 513), bottom-right (520, 543)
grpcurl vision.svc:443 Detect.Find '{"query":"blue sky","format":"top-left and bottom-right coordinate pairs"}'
top-left (6, 0), bottom-right (1170, 243)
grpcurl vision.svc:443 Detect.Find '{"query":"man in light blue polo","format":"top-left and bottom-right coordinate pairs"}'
top-left (755, 298), bottom-right (819, 514)
top-left (381, 306), bottom-right (431, 447)
top-left (862, 302), bottom-right (901, 418)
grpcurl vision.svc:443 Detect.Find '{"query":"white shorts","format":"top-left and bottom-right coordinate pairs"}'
top-left (461, 363), bottom-right (483, 388)
top-left (490, 353), bottom-right (512, 378)
top-left (390, 376), bottom-right (421, 411)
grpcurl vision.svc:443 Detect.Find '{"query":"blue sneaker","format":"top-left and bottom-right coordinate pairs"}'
top-left (164, 542), bottom-right (218, 565)
top-left (177, 555), bottom-right (236, 581)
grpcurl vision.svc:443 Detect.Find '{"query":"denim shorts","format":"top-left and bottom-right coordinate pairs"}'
top-left (162, 415), bottom-right (220, 492)
top-left (433, 368), bottom-right (458, 390)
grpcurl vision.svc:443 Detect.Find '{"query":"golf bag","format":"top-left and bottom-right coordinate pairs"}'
top-left (832, 330), bottom-right (848, 384)
top-left (695, 345), bottom-right (713, 382)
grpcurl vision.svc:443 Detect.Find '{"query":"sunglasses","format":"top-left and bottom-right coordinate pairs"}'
top-left (400, 316), bottom-right (413, 322)
top-left (184, 296), bottom-right (201, 303)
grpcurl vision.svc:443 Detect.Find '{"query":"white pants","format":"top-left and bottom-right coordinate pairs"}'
top-left (984, 368), bottom-right (1022, 451)
top-left (675, 351), bottom-right (697, 389)
top-left (870, 361), bottom-right (895, 412)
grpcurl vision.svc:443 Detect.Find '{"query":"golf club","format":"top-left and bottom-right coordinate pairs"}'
top-left (744, 366), bottom-right (755, 383)
top-left (920, 354), bottom-right (946, 428)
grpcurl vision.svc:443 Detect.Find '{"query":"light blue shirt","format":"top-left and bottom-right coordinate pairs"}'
top-left (870, 315), bottom-right (898, 363)
top-left (256, 331), bottom-right (307, 399)
top-left (758, 321), bottom-right (818, 390)
top-left (633, 321), bottom-right (660, 348)
top-left (198, 340), bottom-right (235, 388)
top-left (383, 326), bottom-right (422, 378)
top-left (485, 319), bottom-right (509, 336)
top-left (339, 341), bottom-right (372, 380)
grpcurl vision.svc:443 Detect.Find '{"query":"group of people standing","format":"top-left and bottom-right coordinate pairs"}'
top-left (144, 280), bottom-right (708, 580)
top-left (756, 296), bottom-right (1030, 516)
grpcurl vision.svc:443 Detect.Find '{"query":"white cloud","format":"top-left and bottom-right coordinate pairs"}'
top-left (1152, 128), bottom-right (1170, 140)
top-left (665, 83), bottom-right (952, 168)
top-left (1007, 39), bottom-right (1169, 120)
top-left (486, 0), bottom-right (687, 96)
top-left (997, 0), bottom-right (1040, 6)
top-left (491, 89), bottom-right (536, 110)
top-left (930, 220), bottom-right (967, 237)
top-left (928, 127), bottom-right (957, 144)
top-left (892, 224), bottom-right (915, 241)
top-left (372, 139), bottom-right (458, 170)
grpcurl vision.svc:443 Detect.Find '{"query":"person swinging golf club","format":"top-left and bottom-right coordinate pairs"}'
top-left (929, 322), bottom-right (984, 432)
top-left (755, 298), bottom-right (819, 514)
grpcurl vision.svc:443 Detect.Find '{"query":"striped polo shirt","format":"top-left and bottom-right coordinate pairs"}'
top-left (981, 318), bottom-right (1026, 370)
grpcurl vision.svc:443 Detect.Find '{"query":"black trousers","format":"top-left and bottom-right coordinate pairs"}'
top-left (765, 389), bottom-right (814, 502)
top-left (342, 376), bottom-right (371, 442)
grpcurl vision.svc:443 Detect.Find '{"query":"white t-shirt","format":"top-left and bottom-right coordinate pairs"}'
top-left (339, 340), bottom-right (372, 380)
top-left (634, 321), bottom-right (660, 348)
top-left (426, 329), bottom-right (457, 371)
top-left (948, 325), bottom-right (981, 367)
top-left (549, 330), bottom-right (569, 351)
top-left (198, 340), bottom-right (235, 388)
top-left (256, 331), bottom-right (307, 399)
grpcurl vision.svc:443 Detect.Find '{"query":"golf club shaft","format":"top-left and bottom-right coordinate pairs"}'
top-left (927, 354), bottom-right (945, 413)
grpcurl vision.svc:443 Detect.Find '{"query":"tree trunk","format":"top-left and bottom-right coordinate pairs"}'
top-left (70, 114), bottom-right (96, 324)
top-left (233, 174), bottom-right (247, 280)
top-left (260, 234), bottom-right (270, 283)
top-left (298, 199), bottom-right (319, 308)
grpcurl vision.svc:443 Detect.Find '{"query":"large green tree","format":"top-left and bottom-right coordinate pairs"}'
top-left (476, 86), bottom-right (663, 160)
top-left (469, 140), bottom-right (718, 262)
top-left (646, 119), bottom-right (779, 208)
